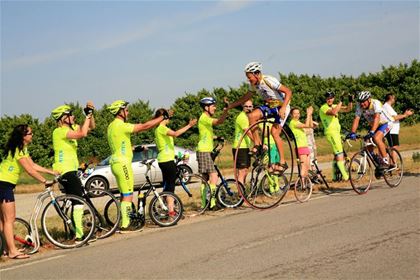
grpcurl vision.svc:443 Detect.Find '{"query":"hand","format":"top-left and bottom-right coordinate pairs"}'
top-left (279, 106), bottom-right (286, 120)
top-left (364, 131), bottom-right (375, 140)
top-left (348, 94), bottom-right (354, 103)
top-left (189, 119), bottom-right (197, 126)
top-left (52, 170), bottom-right (61, 176)
top-left (44, 180), bottom-right (56, 187)
top-left (306, 106), bottom-right (313, 115)
top-left (84, 101), bottom-right (95, 116)
top-left (347, 132), bottom-right (357, 140)
top-left (223, 97), bottom-right (229, 109)
top-left (405, 109), bottom-right (414, 117)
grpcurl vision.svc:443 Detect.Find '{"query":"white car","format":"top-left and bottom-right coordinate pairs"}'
top-left (79, 144), bottom-right (197, 191)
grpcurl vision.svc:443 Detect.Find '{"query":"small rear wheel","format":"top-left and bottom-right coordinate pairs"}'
top-left (294, 177), bottom-right (313, 203)
top-left (383, 148), bottom-right (403, 188)
top-left (149, 192), bottom-right (183, 227)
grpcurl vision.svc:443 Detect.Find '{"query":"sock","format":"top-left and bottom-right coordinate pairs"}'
top-left (210, 184), bottom-right (217, 208)
top-left (332, 160), bottom-right (337, 181)
top-left (121, 201), bottom-right (132, 228)
top-left (200, 184), bottom-right (207, 208)
top-left (73, 204), bottom-right (84, 239)
top-left (337, 160), bottom-right (349, 180)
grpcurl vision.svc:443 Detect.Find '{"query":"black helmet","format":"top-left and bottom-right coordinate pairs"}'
top-left (324, 91), bottom-right (335, 99)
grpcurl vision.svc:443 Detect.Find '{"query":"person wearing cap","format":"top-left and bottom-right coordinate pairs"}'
top-left (107, 100), bottom-right (170, 232)
top-left (197, 97), bottom-right (229, 209)
top-left (51, 102), bottom-right (96, 242)
top-left (319, 91), bottom-right (353, 181)
top-left (228, 62), bottom-right (292, 174)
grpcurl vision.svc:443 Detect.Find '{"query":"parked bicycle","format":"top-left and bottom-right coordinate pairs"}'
top-left (14, 180), bottom-right (96, 253)
top-left (105, 159), bottom-right (183, 229)
top-left (348, 134), bottom-right (403, 194)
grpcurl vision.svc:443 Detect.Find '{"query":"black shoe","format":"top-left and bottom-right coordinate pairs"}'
top-left (377, 162), bottom-right (389, 171)
top-left (119, 223), bottom-right (143, 234)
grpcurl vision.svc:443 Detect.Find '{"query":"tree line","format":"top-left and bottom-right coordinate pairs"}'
top-left (1, 60), bottom-right (419, 167)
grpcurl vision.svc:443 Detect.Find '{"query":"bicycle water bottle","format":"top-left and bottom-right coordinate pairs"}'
top-left (138, 192), bottom-right (144, 215)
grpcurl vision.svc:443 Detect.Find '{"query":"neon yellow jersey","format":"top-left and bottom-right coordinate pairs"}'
top-left (197, 113), bottom-right (215, 152)
top-left (0, 147), bottom-right (29, 184)
top-left (319, 103), bottom-right (341, 135)
top-left (155, 124), bottom-right (175, 163)
top-left (289, 119), bottom-right (308, 148)
top-left (107, 119), bottom-right (135, 164)
top-left (233, 111), bottom-right (252, 149)
top-left (53, 125), bottom-right (79, 174)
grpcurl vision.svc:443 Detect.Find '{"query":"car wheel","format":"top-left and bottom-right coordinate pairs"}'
top-left (86, 176), bottom-right (109, 191)
top-left (176, 164), bottom-right (193, 185)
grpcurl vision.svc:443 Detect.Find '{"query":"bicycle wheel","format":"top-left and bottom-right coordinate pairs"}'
top-left (260, 173), bottom-right (289, 198)
top-left (41, 195), bottom-right (96, 249)
top-left (349, 151), bottom-right (373, 194)
top-left (13, 218), bottom-right (34, 254)
top-left (180, 173), bottom-right (212, 215)
top-left (294, 177), bottom-right (313, 202)
top-left (216, 179), bottom-right (244, 208)
top-left (86, 188), bottom-right (121, 239)
top-left (383, 148), bottom-right (403, 188)
top-left (149, 192), bottom-right (183, 227)
top-left (176, 164), bottom-right (193, 185)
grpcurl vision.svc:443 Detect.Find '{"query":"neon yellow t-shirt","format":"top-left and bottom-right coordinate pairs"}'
top-left (233, 111), bottom-right (252, 149)
top-left (107, 119), bottom-right (135, 164)
top-left (155, 124), bottom-right (175, 163)
top-left (53, 125), bottom-right (79, 174)
top-left (197, 113), bottom-right (215, 152)
top-left (0, 147), bottom-right (29, 184)
top-left (319, 103), bottom-right (341, 135)
top-left (289, 119), bottom-right (308, 148)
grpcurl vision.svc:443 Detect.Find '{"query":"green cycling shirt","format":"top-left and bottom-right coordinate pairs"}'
top-left (197, 113), bottom-right (215, 152)
top-left (0, 147), bottom-right (29, 184)
top-left (53, 125), bottom-right (80, 174)
top-left (319, 103), bottom-right (341, 135)
top-left (107, 118), bottom-right (135, 164)
top-left (233, 111), bottom-right (252, 149)
top-left (155, 124), bottom-right (175, 163)
top-left (289, 119), bottom-right (309, 148)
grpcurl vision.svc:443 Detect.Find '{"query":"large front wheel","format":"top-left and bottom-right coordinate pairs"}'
top-left (149, 192), bottom-right (183, 227)
top-left (349, 151), bottom-right (373, 195)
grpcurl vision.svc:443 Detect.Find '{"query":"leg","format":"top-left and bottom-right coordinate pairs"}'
top-left (111, 162), bottom-right (134, 228)
top-left (0, 201), bottom-right (28, 259)
top-left (271, 124), bottom-right (286, 166)
top-left (248, 109), bottom-right (263, 146)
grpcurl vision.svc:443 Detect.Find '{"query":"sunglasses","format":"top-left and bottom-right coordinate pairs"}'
top-left (26, 132), bottom-right (33, 136)
top-left (244, 105), bottom-right (253, 108)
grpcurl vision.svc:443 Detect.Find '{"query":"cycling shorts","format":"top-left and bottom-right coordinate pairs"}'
top-left (386, 133), bottom-right (399, 147)
top-left (258, 105), bottom-right (290, 126)
top-left (0, 181), bottom-right (16, 203)
top-left (376, 123), bottom-right (390, 136)
top-left (111, 161), bottom-right (134, 196)
top-left (325, 133), bottom-right (344, 156)
top-left (297, 147), bottom-right (311, 156)
top-left (58, 171), bottom-right (84, 197)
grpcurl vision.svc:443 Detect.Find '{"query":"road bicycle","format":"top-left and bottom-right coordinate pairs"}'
top-left (104, 159), bottom-right (183, 229)
top-left (348, 135), bottom-right (403, 194)
top-left (234, 114), bottom-right (294, 209)
top-left (14, 180), bottom-right (96, 253)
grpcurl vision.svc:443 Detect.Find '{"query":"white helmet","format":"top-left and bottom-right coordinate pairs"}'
top-left (244, 61), bottom-right (262, 73)
top-left (358, 91), bottom-right (371, 102)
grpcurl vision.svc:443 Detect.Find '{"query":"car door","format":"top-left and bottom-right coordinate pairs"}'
top-left (132, 150), bottom-right (145, 186)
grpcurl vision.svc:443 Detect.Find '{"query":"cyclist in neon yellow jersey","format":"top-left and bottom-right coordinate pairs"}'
top-left (232, 99), bottom-right (253, 185)
top-left (51, 103), bottom-right (95, 242)
top-left (0, 125), bottom-right (56, 260)
top-left (289, 106), bottom-right (315, 179)
top-left (107, 100), bottom-right (170, 232)
top-left (228, 62), bottom-right (292, 173)
top-left (197, 97), bottom-right (229, 209)
top-left (154, 108), bottom-right (196, 217)
top-left (319, 91), bottom-right (353, 181)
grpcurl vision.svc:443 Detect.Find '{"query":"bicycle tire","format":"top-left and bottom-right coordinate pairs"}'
top-left (349, 151), bottom-right (372, 195)
top-left (260, 173), bottom-right (289, 198)
top-left (86, 188), bottom-right (121, 239)
top-left (294, 177), bottom-right (313, 203)
top-left (13, 217), bottom-right (34, 254)
top-left (149, 192), bottom-right (183, 227)
top-left (181, 173), bottom-right (212, 215)
top-left (234, 120), bottom-right (293, 209)
top-left (41, 194), bottom-right (96, 249)
top-left (383, 147), bottom-right (403, 188)
top-left (216, 179), bottom-right (244, 208)
top-left (176, 164), bottom-right (193, 185)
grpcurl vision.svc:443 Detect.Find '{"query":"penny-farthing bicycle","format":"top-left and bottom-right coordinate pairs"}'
top-left (234, 114), bottom-right (294, 209)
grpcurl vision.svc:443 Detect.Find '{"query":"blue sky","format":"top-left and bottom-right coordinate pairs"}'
top-left (1, 1), bottom-right (419, 120)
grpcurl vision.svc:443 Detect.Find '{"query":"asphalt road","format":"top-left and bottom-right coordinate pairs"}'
top-left (1, 176), bottom-right (419, 279)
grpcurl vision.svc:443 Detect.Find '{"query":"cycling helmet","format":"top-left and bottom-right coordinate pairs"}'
top-left (244, 61), bottom-right (262, 73)
top-left (324, 91), bottom-right (335, 99)
top-left (357, 91), bottom-right (371, 102)
top-left (51, 105), bottom-right (72, 120)
top-left (199, 97), bottom-right (216, 108)
top-left (108, 100), bottom-right (129, 115)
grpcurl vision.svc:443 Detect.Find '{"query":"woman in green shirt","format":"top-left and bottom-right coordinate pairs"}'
top-left (289, 106), bottom-right (315, 178)
top-left (0, 125), bottom-right (56, 259)
top-left (154, 109), bottom-right (196, 216)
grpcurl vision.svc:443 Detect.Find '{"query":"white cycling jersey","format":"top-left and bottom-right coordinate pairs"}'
top-left (355, 98), bottom-right (393, 125)
top-left (251, 75), bottom-right (285, 103)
